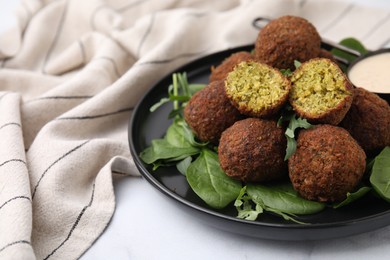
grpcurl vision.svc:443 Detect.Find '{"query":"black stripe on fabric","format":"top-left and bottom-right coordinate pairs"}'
top-left (320, 3), bottom-right (355, 34)
top-left (0, 240), bottom-right (30, 254)
top-left (136, 13), bottom-right (156, 57)
top-left (94, 57), bottom-right (121, 77)
top-left (137, 50), bottom-right (208, 66)
top-left (0, 196), bottom-right (31, 211)
top-left (26, 95), bottom-right (93, 104)
top-left (362, 12), bottom-right (390, 40)
top-left (0, 122), bottom-right (21, 131)
top-left (42, 0), bottom-right (69, 74)
top-left (112, 170), bottom-right (128, 176)
top-left (32, 140), bottom-right (90, 199)
top-left (0, 159), bottom-right (26, 168)
top-left (43, 183), bottom-right (96, 260)
top-left (57, 107), bottom-right (133, 120)
top-left (116, 0), bottom-right (149, 12)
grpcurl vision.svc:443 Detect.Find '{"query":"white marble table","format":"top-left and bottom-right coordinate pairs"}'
top-left (1, 0), bottom-right (390, 259)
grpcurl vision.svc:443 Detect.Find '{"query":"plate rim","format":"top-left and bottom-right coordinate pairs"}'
top-left (128, 44), bottom-right (390, 239)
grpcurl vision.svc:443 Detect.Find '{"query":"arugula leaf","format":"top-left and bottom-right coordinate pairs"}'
top-left (280, 60), bottom-right (301, 76)
top-left (294, 60), bottom-right (302, 68)
top-left (279, 111), bottom-right (312, 160)
top-left (280, 68), bottom-right (292, 77)
top-left (235, 186), bottom-right (263, 221)
top-left (369, 147), bottom-right (390, 202)
top-left (149, 72), bottom-right (206, 116)
top-left (186, 149), bottom-right (242, 209)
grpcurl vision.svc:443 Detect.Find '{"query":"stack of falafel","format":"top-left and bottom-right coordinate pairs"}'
top-left (183, 15), bottom-right (390, 203)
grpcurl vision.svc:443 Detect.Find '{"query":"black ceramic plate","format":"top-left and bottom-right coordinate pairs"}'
top-left (128, 45), bottom-right (390, 241)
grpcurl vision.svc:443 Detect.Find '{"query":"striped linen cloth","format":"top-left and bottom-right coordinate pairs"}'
top-left (0, 0), bottom-right (389, 259)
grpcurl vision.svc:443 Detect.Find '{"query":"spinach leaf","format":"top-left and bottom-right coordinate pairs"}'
top-left (333, 186), bottom-right (372, 208)
top-left (165, 119), bottom-right (193, 148)
top-left (176, 156), bottom-right (192, 176)
top-left (174, 119), bottom-right (208, 147)
top-left (246, 183), bottom-right (325, 215)
top-left (369, 147), bottom-right (390, 202)
top-left (139, 139), bottom-right (200, 165)
top-left (186, 149), bottom-right (242, 209)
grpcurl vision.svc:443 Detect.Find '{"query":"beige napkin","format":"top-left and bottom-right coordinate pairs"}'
top-left (0, 0), bottom-right (389, 259)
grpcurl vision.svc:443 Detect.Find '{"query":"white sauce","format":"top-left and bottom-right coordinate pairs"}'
top-left (348, 52), bottom-right (390, 93)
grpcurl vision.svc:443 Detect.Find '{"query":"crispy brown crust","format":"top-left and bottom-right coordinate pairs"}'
top-left (254, 15), bottom-right (321, 70)
top-left (340, 87), bottom-right (390, 155)
top-left (288, 125), bottom-right (366, 202)
top-left (209, 51), bottom-right (253, 83)
top-left (183, 80), bottom-right (243, 144)
top-left (290, 58), bottom-right (353, 125)
top-left (218, 118), bottom-right (287, 182)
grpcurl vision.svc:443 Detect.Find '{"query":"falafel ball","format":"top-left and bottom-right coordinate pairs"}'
top-left (218, 118), bottom-right (287, 182)
top-left (184, 80), bottom-right (243, 144)
top-left (225, 60), bottom-right (291, 118)
top-left (288, 124), bottom-right (366, 202)
top-left (339, 87), bottom-right (390, 155)
top-left (289, 58), bottom-right (353, 125)
top-left (254, 15), bottom-right (321, 70)
top-left (209, 51), bottom-right (253, 82)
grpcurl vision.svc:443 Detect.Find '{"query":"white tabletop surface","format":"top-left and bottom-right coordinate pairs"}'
top-left (1, 1), bottom-right (390, 259)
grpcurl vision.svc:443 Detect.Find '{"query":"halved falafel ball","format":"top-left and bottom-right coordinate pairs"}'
top-left (209, 51), bottom-right (253, 82)
top-left (218, 118), bottom-right (287, 182)
top-left (340, 87), bottom-right (390, 155)
top-left (225, 60), bottom-right (291, 118)
top-left (289, 58), bottom-right (353, 125)
top-left (288, 125), bottom-right (366, 202)
top-left (254, 15), bottom-right (321, 70)
top-left (183, 80), bottom-right (243, 145)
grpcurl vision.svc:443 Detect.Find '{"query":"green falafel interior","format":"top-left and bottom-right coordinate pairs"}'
top-left (290, 58), bottom-right (352, 115)
top-left (225, 61), bottom-right (290, 117)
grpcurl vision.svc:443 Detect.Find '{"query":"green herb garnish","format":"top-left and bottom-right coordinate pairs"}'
top-left (278, 106), bottom-right (313, 160)
top-left (235, 183), bottom-right (325, 224)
